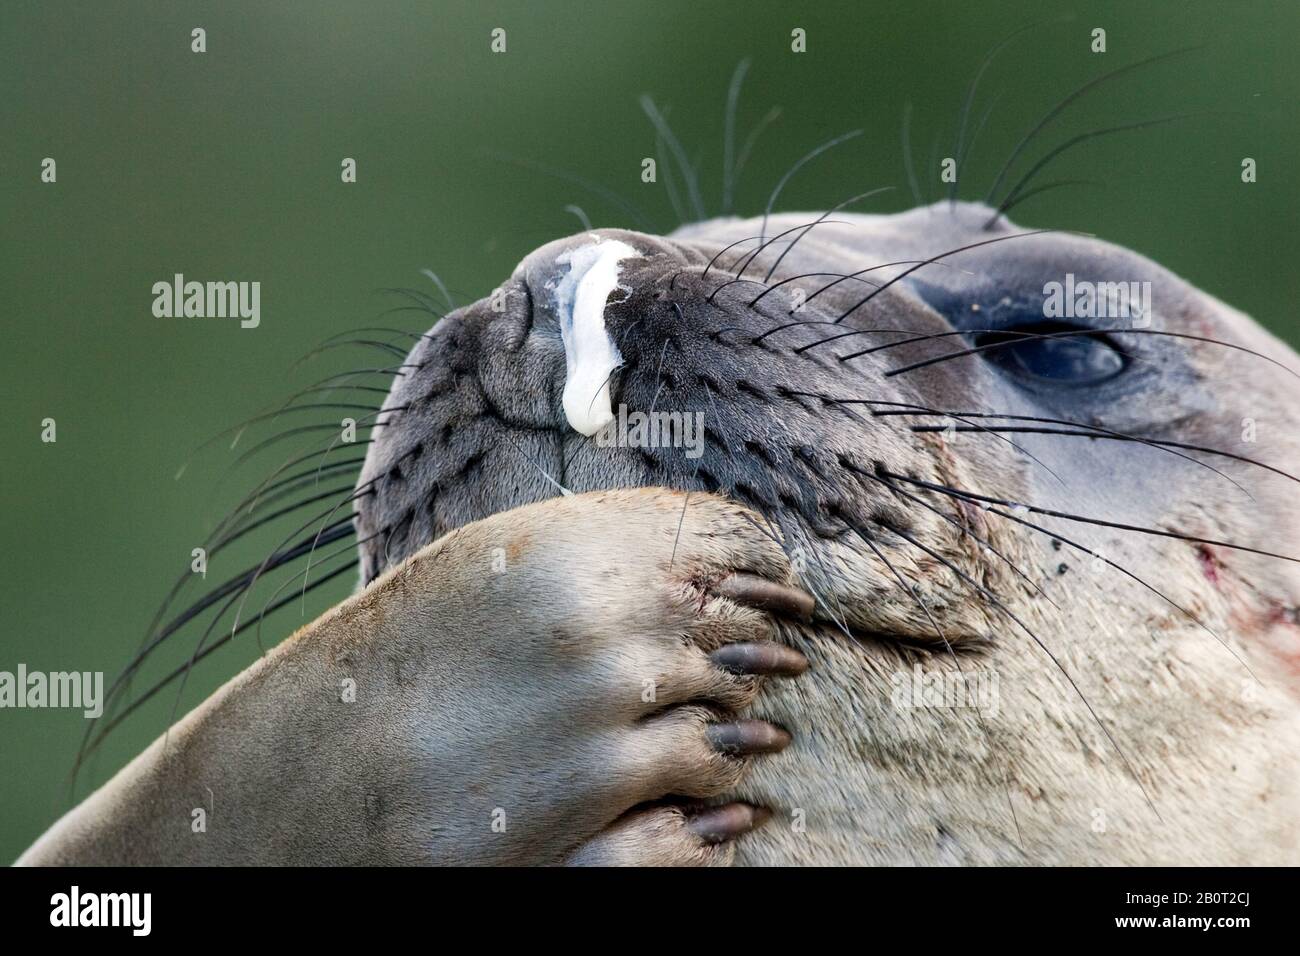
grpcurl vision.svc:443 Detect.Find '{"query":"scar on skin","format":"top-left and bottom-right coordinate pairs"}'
top-left (1196, 544), bottom-right (1222, 587)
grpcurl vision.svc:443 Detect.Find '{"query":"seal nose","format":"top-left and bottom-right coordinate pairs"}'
top-left (517, 231), bottom-right (644, 436)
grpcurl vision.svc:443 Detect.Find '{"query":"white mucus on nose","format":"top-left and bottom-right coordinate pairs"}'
top-left (553, 237), bottom-right (638, 436)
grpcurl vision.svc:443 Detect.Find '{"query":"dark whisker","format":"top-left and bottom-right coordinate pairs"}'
top-left (302, 406), bottom-right (409, 486)
top-left (143, 452), bottom-right (370, 681)
top-left (214, 483), bottom-right (358, 554)
top-left (735, 219), bottom-right (851, 282)
top-left (883, 328), bottom-right (1300, 380)
top-left (85, 509), bottom-right (362, 768)
top-left (378, 285), bottom-right (448, 318)
top-left (869, 403), bottom-right (1270, 494)
top-left (167, 526), bottom-right (379, 746)
top-left (221, 404), bottom-right (383, 454)
top-left (759, 129), bottom-right (863, 245)
top-left (906, 423), bottom-right (1253, 498)
top-left (138, 513), bottom-right (361, 686)
top-left (981, 46), bottom-right (1199, 207)
top-left (316, 321), bottom-right (434, 344)
top-left (786, 261), bottom-right (974, 321)
top-left (798, 391), bottom-right (1067, 487)
top-left (78, 558), bottom-right (360, 772)
top-left (850, 465), bottom-right (1060, 608)
top-left (987, 114), bottom-right (1197, 227)
top-left (948, 491), bottom-right (1260, 683)
top-left (705, 274), bottom-right (769, 306)
top-left (838, 512), bottom-right (1024, 845)
top-left (851, 511), bottom-right (1160, 820)
top-left (228, 422), bottom-right (374, 474)
top-left (835, 230), bottom-right (1060, 324)
top-left (761, 187), bottom-right (893, 283)
top-left (949, 19), bottom-right (1048, 203)
top-left (702, 234), bottom-right (766, 281)
top-left (291, 338), bottom-right (411, 364)
top-left (883, 471), bottom-right (1300, 565)
top-left (995, 178), bottom-right (1099, 219)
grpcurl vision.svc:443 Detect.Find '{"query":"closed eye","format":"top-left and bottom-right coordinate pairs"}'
top-left (972, 320), bottom-right (1128, 387)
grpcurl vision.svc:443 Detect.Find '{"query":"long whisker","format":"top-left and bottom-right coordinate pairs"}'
top-left (78, 557), bottom-right (359, 772)
top-left (656, 129), bottom-right (688, 226)
top-left (907, 424), bottom-right (1253, 499)
top-left (134, 512), bottom-right (363, 690)
top-left (868, 404), bottom-right (1264, 496)
top-left (949, 19), bottom-right (1051, 203)
top-left (165, 525), bottom-right (377, 750)
top-left (761, 187), bottom-right (893, 283)
top-left (759, 129), bottom-right (863, 245)
top-left (735, 219), bottom-right (851, 281)
top-left (313, 322), bottom-right (432, 345)
top-left (299, 471), bottom-right (389, 608)
top-left (882, 328), bottom-right (1300, 380)
top-left (377, 286), bottom-right (448, 318)
top-left (901, 101), bottom-right (922, 208)
top-left (220, 403), bottom-right (384, 455)
top-left (995, 178), bottom-right (1099, 219)
top-left (937, 491), bottom-right (1260, 683)
top-left (987, 114), bottom-right (1197, 226)
top-left (214, 483), bottom-right (359, 554)
top-left (702, 234), bottom-right (766, 281)
top-left (846, 464), bottom-right (1059, 607)
top-left (981, 46), bottom-right (1199, 206)
top-left (883, 471), bottom-right (1300, 565)
top-left (290, 339), bottom-right (411, 368)
top-left (856, 512), bottom-right (1160, 819)
top-left (141, 450), bottom-right (372, 685)
top-left (749, 263), bottom-right (972, 341)
top-left (795, 391), bottom-right (1067, 487)
top-left (81, 509), bottom-right (362, 772)
top-left (172, 364), bottom-right (414, 483)
top-left (839, 515), bottom-right (1024, 845)
top-left (835, 230), bottom-right (1062, 324)
top-left (232, 494), bottom-right (367, 645)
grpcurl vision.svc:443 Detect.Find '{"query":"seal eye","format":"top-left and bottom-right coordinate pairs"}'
top-left (972, 320), bottom-right (1127, 387)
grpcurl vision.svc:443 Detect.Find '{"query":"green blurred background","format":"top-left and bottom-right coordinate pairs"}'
top-left (3, 0), bottom-right (1297, 862)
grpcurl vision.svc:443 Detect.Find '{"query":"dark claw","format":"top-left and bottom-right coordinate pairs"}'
top-left (710, 641), bottom-right (809, 677)
top-left (687, 802), bottom-right (773, 845)
top-left (714, 572), bottom-right (815, 622)
top-left (706, 719), bottom-right (793, 755)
